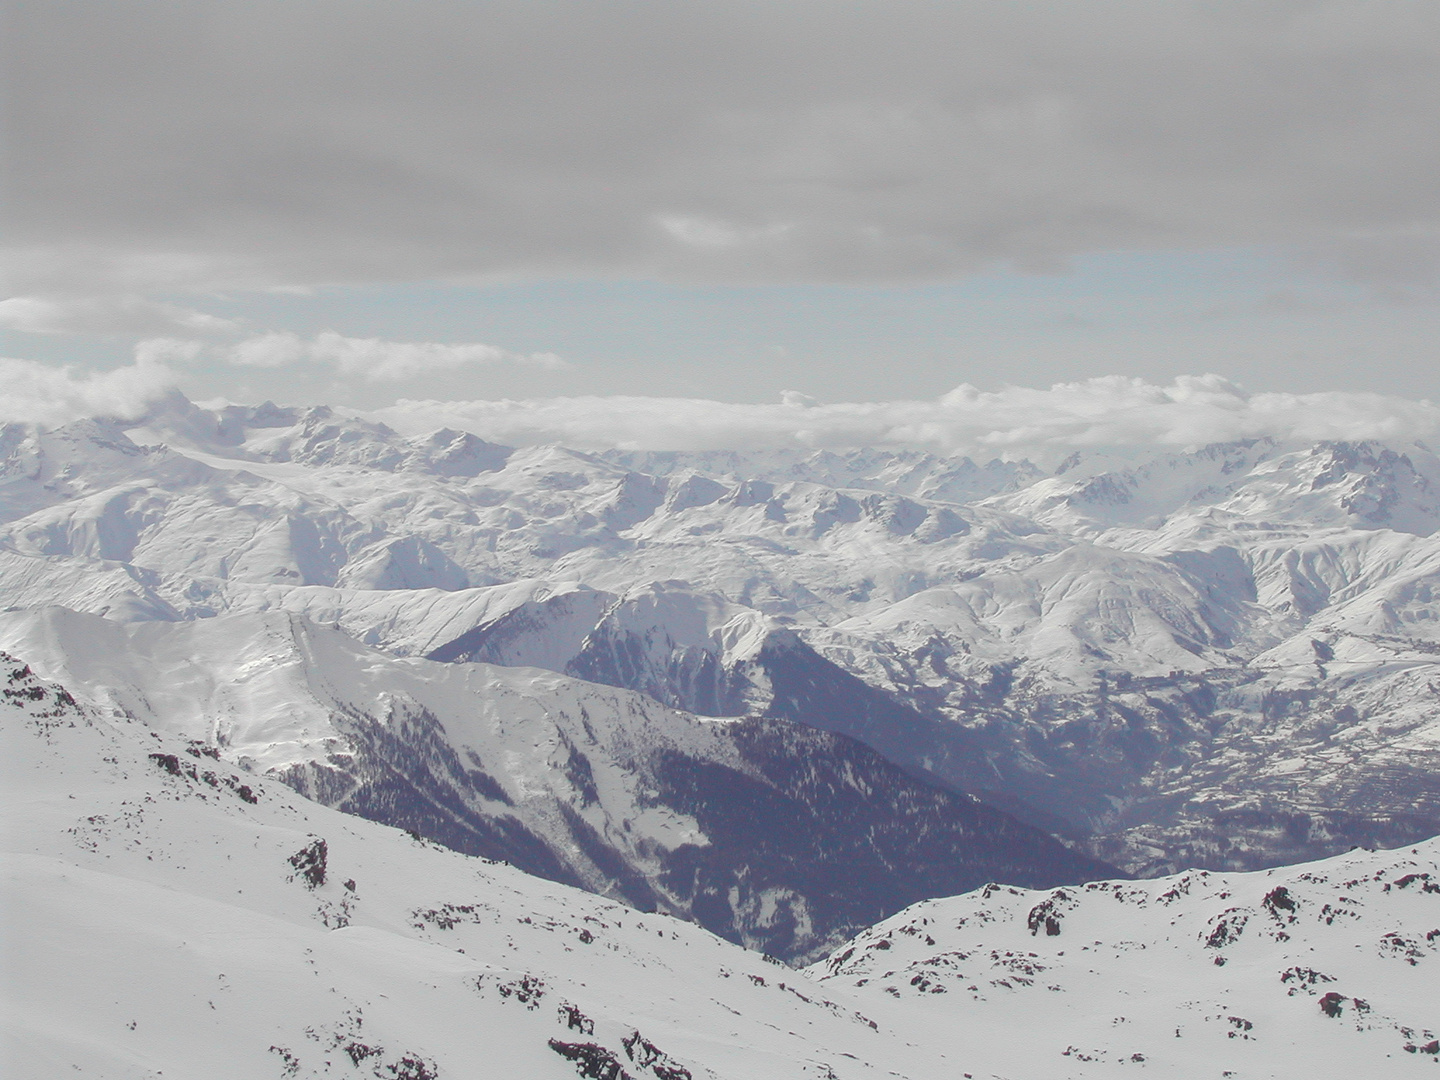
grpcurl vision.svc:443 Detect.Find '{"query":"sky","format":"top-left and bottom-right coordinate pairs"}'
top-left (2, 0), bottom-right (1438, 450)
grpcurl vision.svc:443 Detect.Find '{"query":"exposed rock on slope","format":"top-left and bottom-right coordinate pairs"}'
top-left (0, 651), bottom-right (951, 1079)
top-left (6, 650), bottom-right (1434, 1078)
top-left (814, 835), bottom-right (1440, 1077)
top-left (0, 606), bottom-right (1113, 962)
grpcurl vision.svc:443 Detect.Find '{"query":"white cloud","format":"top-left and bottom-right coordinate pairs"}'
top-left (373, 375), bottom-right (1440, 459)
top-left (132, 337), bottom-right (207, 366)
top-left (0, 295), bottom-right (238, 336)
top-left (185, 331), bottom-right (567, 381)
top-left (3, 354), bottom-right (1438, 463)
top-left (307, 332), bottom-right (566, 382)
top-left (657, 215), bottom-right (794, 251)
top-left (226, 332), bottom-right (310, 368)
top-left (0, 356), bottom-right (178, 426)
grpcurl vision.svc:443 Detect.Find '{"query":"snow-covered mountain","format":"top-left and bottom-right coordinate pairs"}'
top-left (0, 604), bottom-right (1109, 962)
top-left (815, 834), bottom-right (1440, 1076)
top-left (0, 651), bottom-right (947, 1079)
top-left (5, 392), bottom-right (1440, 879)
top-left (6, 650), bottom-right (1437, 1078)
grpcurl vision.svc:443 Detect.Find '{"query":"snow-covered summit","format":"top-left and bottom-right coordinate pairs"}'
top-left (0, 649), bottom-right (949, 1079)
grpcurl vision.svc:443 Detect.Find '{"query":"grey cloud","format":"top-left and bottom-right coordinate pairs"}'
top-left (7, 0), bottom-right (1440, 295)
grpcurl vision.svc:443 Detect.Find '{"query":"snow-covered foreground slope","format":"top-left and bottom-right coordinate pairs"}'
top-left (816, 837), bottom-right (1440, 1077)
top-left (0, 606), bottom-right (1112, 962)
top-left (1, 653), bottom-right (949, 1080)
top-left (8, 393), bottom-right (1440, 876)
top-left (6, 652), bottom-right (1437, 1078)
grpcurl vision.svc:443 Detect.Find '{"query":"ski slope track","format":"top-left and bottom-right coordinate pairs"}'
top-left (5, 654), bottom-right (1438, 1078)
top-left (4, 392), bottom-right (1440, 878)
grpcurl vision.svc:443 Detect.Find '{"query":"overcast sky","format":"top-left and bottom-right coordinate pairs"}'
top-left (2, 0), bottom-right (1438, 446)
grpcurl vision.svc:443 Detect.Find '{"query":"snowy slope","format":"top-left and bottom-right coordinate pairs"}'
top-left (814, 838), bottom-right (1440, 1077)
top-left (600, 446), bottom-right (1045, 505)
top-left (0, 606), bottom-right (1112, 962)
top-left (0, 652), bottom-right (951, 1080)
top-left (5, 400), bottom-right (1057, 617)
top-left (984, 437), bottom-right (1440, 537)
top-left (6, 652), bottom-right (1436, 1079)
top-left (419, 579), bottom-right (972, 781)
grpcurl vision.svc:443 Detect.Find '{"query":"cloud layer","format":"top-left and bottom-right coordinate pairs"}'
top-left (215, 331), bottom-right (566, 382)
top-left (3, 356), bottom-right (1436, 461)
top-left (376, 375), bottom-right (1440, 459)
top-left (0, 295), bottom-right (238, 336)
top-left (116, 331), bottom-right (564, 384)
top-left (8, 1), bottom-right (1439, 296)
top-left (0, 357), bottom-right (179, 427)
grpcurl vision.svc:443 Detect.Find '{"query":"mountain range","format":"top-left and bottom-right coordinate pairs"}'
top-left (7, 391), bottom-right (1440, 1075)
top-left (5, 392), bottom-right (1440, 880)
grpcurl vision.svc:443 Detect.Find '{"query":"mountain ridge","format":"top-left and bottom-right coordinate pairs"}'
top-left (0, 603), bottom-right (1113, 962)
